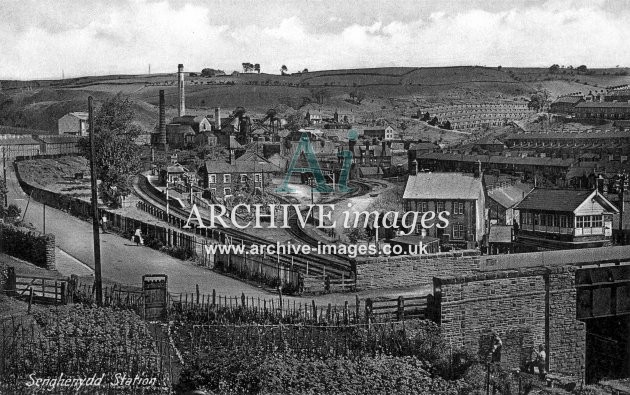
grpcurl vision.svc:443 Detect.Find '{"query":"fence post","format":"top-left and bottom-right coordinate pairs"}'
top-left (196, 284), bottom-right (200, 305)
top-left (28, 287), bottom-right (33, 314)
top-left (7, 266), bottom-right (16, 296)
top-left (365, 298), bottom-right (373, 325)
top-left (397, 296), bottom-right (404, 321)
top-left (61, 282), bottom-right (66, 304)
top-left (355, 295), bottom-right (360, 323)
top-left (212, 289), bottom-right (216, 307)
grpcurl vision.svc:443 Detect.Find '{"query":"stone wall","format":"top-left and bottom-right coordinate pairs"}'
top-left (434, 269), bottom-right (546, 370)
top-left (434, 266), bottom-right (586, 379)
top-left (0, 223), bottom-right (55, 270)
top-left (548, 266), bottom-right (586, 377)
top-left (357, 250), bottom-right (480, 289)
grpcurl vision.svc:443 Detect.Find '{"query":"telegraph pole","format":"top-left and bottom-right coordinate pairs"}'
top-left (88, 96), bottom-right (103, 306)
top-left (2, 147), bottom-right (7, 207)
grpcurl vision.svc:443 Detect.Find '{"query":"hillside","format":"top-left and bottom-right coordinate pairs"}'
top-left (1, 66), bottom-right (628, 133)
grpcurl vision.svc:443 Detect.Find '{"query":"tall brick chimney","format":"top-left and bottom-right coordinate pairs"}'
top-left (158, 90), bottom-right (167, 151)
top-left (215, 107), bottom-right (221, 131)
top-left (177, 64), bottom-right (185, 116)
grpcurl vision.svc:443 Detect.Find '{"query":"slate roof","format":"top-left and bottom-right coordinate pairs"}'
top-left (35, 135), bottom-right (81, 144)
top-left (576, 102), bottom-right (630, 108)
top-left (202, 160), bottom-right (276, 174)
top-left (504, 131), bottom-right (630, 140)
top-left (0, 135), bottom-right (40, 145)
top-left (68, 112), bottom-right (89, 120)
top-left (418, 152), bottom-right (576, 167)
top-left (403, 173), bottom-right (483, 200)
top-left (552, 96), bottom-right (584, 105)
top-left (487, 183), bottom-right (531, 208)
top-left (514, 188), bottom-right (600, 212)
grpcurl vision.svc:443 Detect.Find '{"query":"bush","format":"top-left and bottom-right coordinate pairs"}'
top-left (0, 223), bottom-right (50, 267)
top-left (177, 351), bottom-right (463, 395)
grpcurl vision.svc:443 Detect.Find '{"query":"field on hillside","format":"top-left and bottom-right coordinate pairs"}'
top-left (1, 66), bottom-right (628, 133)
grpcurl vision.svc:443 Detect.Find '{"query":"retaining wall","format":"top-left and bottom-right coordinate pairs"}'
top-left (356, 250), bottom-right (480, 289)
top-left (434, 265), bottom-right (585, 379)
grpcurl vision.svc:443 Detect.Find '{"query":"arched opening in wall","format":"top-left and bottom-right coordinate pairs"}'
top-left (577, 266), bottom-right (630, 384)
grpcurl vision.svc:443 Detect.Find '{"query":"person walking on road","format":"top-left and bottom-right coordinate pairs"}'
top-left (100, 215), bottom-right (108, 234)
top-left (134, 228), bottom-right (143, 246)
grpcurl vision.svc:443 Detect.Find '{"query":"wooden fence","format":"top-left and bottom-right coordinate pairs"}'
top-left (303, 274), bottom-right (357, 293)
top-left (367, 295), bottom-right (432, 321)
top-left (165, 286), bottom-right (435, 325)
top-left (4, 267), bottom-right (67, 305)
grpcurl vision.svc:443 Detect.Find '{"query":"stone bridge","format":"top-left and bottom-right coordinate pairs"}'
top-left (432, 245), bottom-right (630, 384)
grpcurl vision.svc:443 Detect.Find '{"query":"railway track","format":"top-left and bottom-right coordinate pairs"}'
top-left (282, 180), bottom-right (372, 248)
top-left (133, 175), bottom-right (352, 279)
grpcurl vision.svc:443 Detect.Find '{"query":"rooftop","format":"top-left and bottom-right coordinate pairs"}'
top-left (514, 188), bottom-right (618, 213)
top-left (403, 172), bottom-right (483, 200)
top-left (576, 101), bottom-right (630, 108)
top-left (487, 183), bottom-right (531, 208)
top-left (552, 96), bottom-right (584, 105)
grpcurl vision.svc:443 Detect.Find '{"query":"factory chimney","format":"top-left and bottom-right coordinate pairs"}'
top-left (178, 64), bottom-right (185, 116)
top-left (215, 107), bottom-right (221, 131)
top-left (158, 90), bottom-right (167, 151)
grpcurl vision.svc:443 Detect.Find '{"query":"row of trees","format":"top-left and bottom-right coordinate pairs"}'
top-left (549, 64), bottom-right (588, 74)
top-left (242, 63), bottom-right (261, 73)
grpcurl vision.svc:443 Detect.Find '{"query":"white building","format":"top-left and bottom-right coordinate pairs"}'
top-left (58, 112), bottom-right (89, 136)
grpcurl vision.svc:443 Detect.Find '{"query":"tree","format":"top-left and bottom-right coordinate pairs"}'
top-left (428, 116), bottom-right (439, 126)
top-left (254, 64), bottom-right (261, 73)
top-left (497, 65), bottom-right (502, 71)
top-left (79, 93), bottom-right (142, 208)
top-left (577, 65), bottom-right (588, 73)
top-left (201, 68), bottom-right (224, 77)
top-left (0, 178), bottom-right (6, 209)
top-left (422, 112), bottom-right (431, 121)
top-left (548, 64), bottom-right (560, 74)
top-left (302, 68), bottom-right (308, 73)
top-left (6, 204), bottom-right (20, 219)
top-left (281, 65), bottom-right (288, 75)
top-left (354, 91), bottom-right (366, 104)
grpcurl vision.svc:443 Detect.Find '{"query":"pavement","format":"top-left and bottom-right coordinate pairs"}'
top-left (5, 162), bottom-right (431, 305)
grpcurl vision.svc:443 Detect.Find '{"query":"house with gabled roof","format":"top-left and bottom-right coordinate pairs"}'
top-left (198, 156), bottom-right (278, 198)
top-left (514, 188), bottom-right (618, 250)
top-left (403, 171), bottom-right (486, 249)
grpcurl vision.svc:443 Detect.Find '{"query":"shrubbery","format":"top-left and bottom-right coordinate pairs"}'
top-left (176, 350), bottom-right (463, 395)
top-left (0, 222), bottom-right (50, 268)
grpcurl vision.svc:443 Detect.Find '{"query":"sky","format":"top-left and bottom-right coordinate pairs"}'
top-left (1, 0), bottom-right (629, 80)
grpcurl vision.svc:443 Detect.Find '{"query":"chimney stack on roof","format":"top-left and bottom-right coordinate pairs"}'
top-left (178, 64), bottom-right (185, 117)
top-left (410, 159), bottom-right (418, 176)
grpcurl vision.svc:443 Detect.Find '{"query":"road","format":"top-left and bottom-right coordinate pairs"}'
top-left (4, 162), bottom-right (431, 303)
top-left (5, 164), bottom-right (271, 297)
